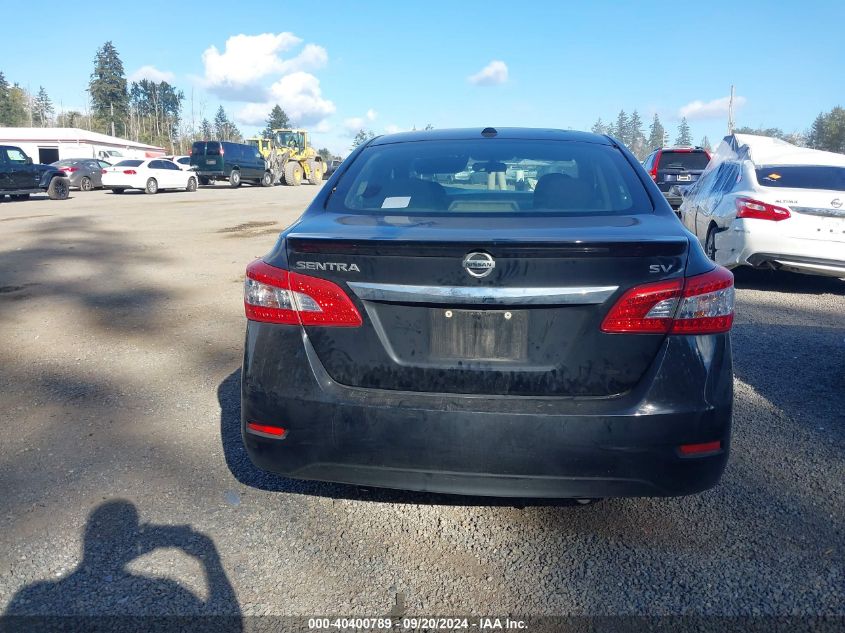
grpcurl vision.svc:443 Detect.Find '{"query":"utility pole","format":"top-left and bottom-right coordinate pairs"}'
top-left (727, 85), bottom-right (735, 135)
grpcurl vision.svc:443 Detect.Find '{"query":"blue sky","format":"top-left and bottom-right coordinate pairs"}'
top-left (2, 0), bottom-right (843, 154)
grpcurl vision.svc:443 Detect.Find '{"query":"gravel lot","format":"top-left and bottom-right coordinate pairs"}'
top-left (0, 185), bottom-right (843, 619)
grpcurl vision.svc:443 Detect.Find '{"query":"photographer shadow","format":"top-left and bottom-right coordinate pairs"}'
top-left (4, 500), bottom-right (242, 631)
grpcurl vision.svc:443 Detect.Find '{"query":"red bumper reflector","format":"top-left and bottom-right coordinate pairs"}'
top-left (679, 440), bottom-right (722, 455)
top-left (246, 422), bottom-right (287, 438)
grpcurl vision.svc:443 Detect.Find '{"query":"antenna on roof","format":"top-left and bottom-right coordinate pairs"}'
top-left (728, 85), bottom-right (735, 135)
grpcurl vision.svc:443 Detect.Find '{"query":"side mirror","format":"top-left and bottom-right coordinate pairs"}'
top-left (25, 157), bottom-right (33, 165)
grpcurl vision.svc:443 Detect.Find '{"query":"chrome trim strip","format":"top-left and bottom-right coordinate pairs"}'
top-left (347, 282), bottom-right (618, 305)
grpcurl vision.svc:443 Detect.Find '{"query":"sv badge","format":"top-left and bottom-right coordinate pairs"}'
top-left (649, 264), bottom-right (674, 273)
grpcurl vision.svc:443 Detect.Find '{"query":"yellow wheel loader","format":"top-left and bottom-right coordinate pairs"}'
top-left (248, 129), bottom-right (325, 186)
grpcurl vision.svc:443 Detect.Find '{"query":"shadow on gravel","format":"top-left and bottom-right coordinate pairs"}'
top-left (3, 500), bottom-right (242, 631)
top-left (218, 369), bottom-right (587, 508)
top-left (733, 268), bottom-right (845, 295)
top-left (0, 215), bottom-right (172, 334)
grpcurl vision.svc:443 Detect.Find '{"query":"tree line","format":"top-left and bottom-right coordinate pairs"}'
top-left (0, 41), bottom-right (322, 156)
top-left (591, 111), bottom-right (708, 159)
top-left (591, 107), bottom-right (845, 159)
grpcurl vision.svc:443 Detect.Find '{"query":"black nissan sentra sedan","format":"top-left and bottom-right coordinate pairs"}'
top-left (241, 128), bottom-right (734, 499)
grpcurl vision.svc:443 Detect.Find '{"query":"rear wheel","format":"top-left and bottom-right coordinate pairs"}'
top-left (261, 171), bottom-right (273, 187)
top-left (229, 170), bottom-right (241, 188)
top-left (47, 177), bottom-right (69, 200)
top-left (705, 225), bottom-right (718, 261)
top-left (145, 178), bottom-right (159, 195)
top-left (79, 176), bottom-right (93, 192)
top-left (283, 162), bottom-right (303, 186)
top-left (307, 160), bottom-right (323, 185)
top-left (186, 176), bottom-right (197, 192)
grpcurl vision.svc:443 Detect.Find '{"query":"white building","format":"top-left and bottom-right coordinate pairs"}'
top-left (0, 127), bottom-right (165, 164)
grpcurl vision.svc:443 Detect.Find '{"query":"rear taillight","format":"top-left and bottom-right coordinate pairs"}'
top-left (123, 169), bottom-right (137, 175)
top-left (649, 149), bottom-right (662, 181)
top-left (601, 267), bottom-right (734, 335)
top-left (101, 169), bottom-right (107, 174)
top-left (244, 260), bottom-right (362, 327)
top-left (735, 197), bottom-right (790, 221)
top-left (64, 166), bottom-right (78, 173)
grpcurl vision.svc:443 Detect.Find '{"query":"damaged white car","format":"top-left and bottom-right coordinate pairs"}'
top-left (679, 133), bottom-right (845, 278)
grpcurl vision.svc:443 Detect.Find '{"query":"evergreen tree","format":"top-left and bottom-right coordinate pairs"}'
top-left (627, 110), bottom-right (646, 158)
top-left (33, 86), bottom-right (54, 127)
top-left (675, 117), bottom-right (692, 145)
top-left (262, 105), bottom-right (292, 138)
top-left (613, 110), bottom-right (629, 144)
top-left (351, 129), bottom-right (376, 149)
top-left (647, 113), bottom-right (665, 151)
top-left (591, 118), bottom-right (607, 135)
top-left (213, 106), bottom-right (240, 141)
top-left (88, 41), bottom-right (129, 136)
top-left (128, 79), bottom-right (184, 147)
top-left (0, 73), bottom-right (29, 126)
top-left (200, 118), bottom-right (213, 139)
top-left (317, 147), bottom-right (333, 161)
top-left (806, 107), bottom-right (845, 153)
top-left (57, 110), bottom-right (82, 127)
top-left (700, 136), bottom-right (712, 152)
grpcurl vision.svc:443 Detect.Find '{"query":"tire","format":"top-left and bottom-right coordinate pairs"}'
top-left (186, 176), bottom-right (197, 192)
top-left (283, 162), bottom-right (303, 186)
top-left (261, 171), bottom-right (273, 187)
top-left (229, 170), bottom-right (241, 188)
top-left (307, 160), bottom-right (323, 185)
top-left (199, 177), bottom-right (210, 186)
top-left (111, 188), bottom-right (125, 194)
top-left (47, 177), bottom-right (69, 200)
top-left (79, 176), bottom-right (93, 192)
top-left (144, 178), bottom-right (159, 195)
top-left (705, 225), bottom-right (718, 261)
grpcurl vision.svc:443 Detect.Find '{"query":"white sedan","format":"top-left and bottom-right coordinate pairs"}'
top-left (102, 158), bottom-right (198, 194)
top-left (680, 134), bottom-right (845, 278)
top-left (164, 155), bottom-right (195, 171)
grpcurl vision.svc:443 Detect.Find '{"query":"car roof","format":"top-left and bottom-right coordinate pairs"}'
top-left (368, 127), bottom-right (613, 146)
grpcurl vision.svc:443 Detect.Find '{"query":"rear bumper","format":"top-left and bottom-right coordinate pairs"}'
top-left (241, 324), bottom-right (733, 498)
top-left (714, 220), bottom-right (845, 277)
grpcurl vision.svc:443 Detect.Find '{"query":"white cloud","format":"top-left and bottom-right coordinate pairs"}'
top-left (235, 72), bottom-right (335, 127)
top-left (344, 117), bottom-right (365, 132)
top-left (383, 124), bottom-right (405, 134)
top-left (128, 65), bottom-right (175, 83)
top-left (342, 109), bottom-right (378, 135)
top-left (468, 60), bottom-right (508, 86)
top-left (679, 95), bottom-right (747, 120)
top-left (202, 32), bottom-right (335, 127)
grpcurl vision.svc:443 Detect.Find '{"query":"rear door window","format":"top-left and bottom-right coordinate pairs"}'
top-left (658, 151), bottom-right (710, 171)
top-left (755, 166), bottom-right (845, 191)
top-left (114, 160), bottom-right (143, 167)
top-left (206, 142), bottom-right (221, 156)
top-left (328, 139), bottom-right (652, 215)
top-left (191, 142), bottom-right (206, 156)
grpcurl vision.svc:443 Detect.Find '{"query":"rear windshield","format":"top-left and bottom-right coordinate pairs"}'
top-left (327, 139), bottom-right (652, 215)
top-left (755, 165), bottom-right (845, 191)
top-left (191, 141), bottom-right (205, 155)
top-left (114, 160), bottom-right (143, 167)
top-left (658, 151), bottom-right (710, 171)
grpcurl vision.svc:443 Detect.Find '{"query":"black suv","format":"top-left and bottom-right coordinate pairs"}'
top-left (642, 147), bottom-right (711, 210)
top-left (190, 141), bottom-right (271, 187)
top-left (0, 145), bottom-right (70, 200)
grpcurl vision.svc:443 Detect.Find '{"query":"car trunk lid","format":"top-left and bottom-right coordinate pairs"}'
top-left (284, 212), bottom-right (690, 397)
